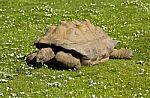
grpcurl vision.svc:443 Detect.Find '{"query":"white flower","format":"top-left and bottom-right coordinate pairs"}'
top-left (19, 92), bottom-right (25, 94)
top-left (0, 79), bottom-right (8, 83)
top-left (68, 77), bottom-right (74, 80)
top-left (69, 91), bottom-right (73, 94)
top-left (48, 82), bottom-right (61, 87)
top-left (10, 53), bottom-right (14, 57)
top-left (91, 94), bottom-right (97, 98)
top-left (0, 93), bottom-right (4, 96)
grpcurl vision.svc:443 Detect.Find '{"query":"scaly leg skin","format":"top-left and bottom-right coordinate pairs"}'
top-left (36, 48), bottom-right (55, 65)
top-left (81, 56), bottom-right (109, 66)
top-left (109, 48), bottom-right (133, 59)
top-left (55, 51), bottom-right (81, 70)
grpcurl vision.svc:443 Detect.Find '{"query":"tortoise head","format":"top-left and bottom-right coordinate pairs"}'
top-left (36, 53), bottom-right (44, 65)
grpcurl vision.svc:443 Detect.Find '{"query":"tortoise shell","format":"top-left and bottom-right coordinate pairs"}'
top-left (34, 19), bottom-right (117, 61)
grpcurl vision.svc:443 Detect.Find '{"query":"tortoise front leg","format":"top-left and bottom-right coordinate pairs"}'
top-left (55, 51), bottom-right (81, 70)
top-left (36, 48), bottom-right (55, 64)
top-left (109, 48), bottom-right (133, 59)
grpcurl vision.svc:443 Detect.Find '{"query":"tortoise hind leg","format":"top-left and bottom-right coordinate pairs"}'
top-left (81, 56), bottom-right (109, 66)
top-left (55, 51), bottom-right (81, 70)
top-left (109, 48), bottom-right (133, 59)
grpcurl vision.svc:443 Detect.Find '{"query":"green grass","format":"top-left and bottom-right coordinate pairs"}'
top-left (0, 0), bottom-right (150, 97)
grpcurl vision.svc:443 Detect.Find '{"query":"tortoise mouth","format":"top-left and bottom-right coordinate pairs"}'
top-left (35, 43), bottom-right (83, 60)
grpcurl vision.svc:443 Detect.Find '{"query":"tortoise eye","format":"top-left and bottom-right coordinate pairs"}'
top-left (39, 57), bottom-right (43, 60)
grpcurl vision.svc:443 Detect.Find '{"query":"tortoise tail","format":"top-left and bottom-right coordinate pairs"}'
top-left (109, 48), bottom-right (133, 59)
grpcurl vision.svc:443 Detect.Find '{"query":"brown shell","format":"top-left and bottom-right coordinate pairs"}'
top-left (35, 19), bottom-right (117, 59)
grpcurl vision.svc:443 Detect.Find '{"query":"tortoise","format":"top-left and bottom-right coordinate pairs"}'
top-left (26, 19), bottom-right (133, 70)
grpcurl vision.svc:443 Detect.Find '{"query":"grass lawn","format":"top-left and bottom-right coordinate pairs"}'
top-left (0, 0), bottom-right (150, 97)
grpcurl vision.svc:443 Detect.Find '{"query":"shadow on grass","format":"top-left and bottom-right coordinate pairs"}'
top-left (18, 56), bottom-right (75, 71)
